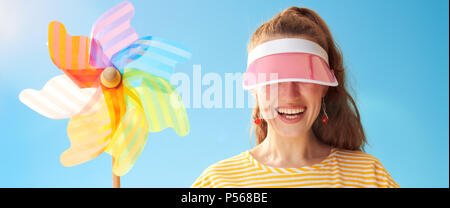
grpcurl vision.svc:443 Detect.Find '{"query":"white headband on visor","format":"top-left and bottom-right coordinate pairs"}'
top-left (243, 38), bottom-right (338, 90)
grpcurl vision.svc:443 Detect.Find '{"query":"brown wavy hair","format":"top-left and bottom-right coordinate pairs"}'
top-left (248, 7), bottom-right (367, 151)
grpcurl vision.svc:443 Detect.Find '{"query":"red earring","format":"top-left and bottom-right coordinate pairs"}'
top-left (254, 117), bottom-right (261, 125)
top-left (321, 97), bottom-right (329, 124)
top-left (321, 116), bottom-right (329, 124)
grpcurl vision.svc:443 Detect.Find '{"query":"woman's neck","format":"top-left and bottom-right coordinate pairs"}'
top-left (252, 127), bottom-right (332, 168)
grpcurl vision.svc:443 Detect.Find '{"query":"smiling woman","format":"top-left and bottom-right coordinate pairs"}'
top-left (191, 6), bottom-right (399, 188)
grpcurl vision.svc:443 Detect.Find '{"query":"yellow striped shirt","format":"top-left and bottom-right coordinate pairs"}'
top-left (191, 148), bottom-right (399, 188)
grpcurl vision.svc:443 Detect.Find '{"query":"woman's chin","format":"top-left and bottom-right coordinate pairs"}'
top-left (274, 126), bottom-right (308, 138)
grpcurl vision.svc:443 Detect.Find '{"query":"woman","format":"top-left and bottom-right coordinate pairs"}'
top-left (192, 7), bottom-right (399, 188)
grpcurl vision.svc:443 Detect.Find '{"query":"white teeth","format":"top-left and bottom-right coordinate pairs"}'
top-left (277, 107), bottom-right (305, 114)
top-left (285, 114), bottom-right (299, 119)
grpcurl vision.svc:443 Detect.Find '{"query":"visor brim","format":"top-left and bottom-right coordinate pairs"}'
top-left (243, 53), bottom-right (338, 90)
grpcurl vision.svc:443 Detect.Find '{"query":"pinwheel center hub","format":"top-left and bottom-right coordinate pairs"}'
top-left (101, 67), bottom-right (122, 88)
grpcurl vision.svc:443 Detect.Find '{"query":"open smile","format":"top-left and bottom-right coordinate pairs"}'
top-left (275, 106), bottom-right (306, 124)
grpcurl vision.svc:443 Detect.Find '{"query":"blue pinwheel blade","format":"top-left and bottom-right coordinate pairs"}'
top-left (111, 36), bottom-right (191, 81)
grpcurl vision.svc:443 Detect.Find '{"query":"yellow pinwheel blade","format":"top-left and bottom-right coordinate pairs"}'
top-left (104, 86), bottom-right (149, 176)
top-left (124, 68), bottom-right (190, 136)
top-left (60, 90), bottom-right (112, 167)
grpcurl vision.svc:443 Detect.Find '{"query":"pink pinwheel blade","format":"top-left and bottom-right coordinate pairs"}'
top-left (89, 1), bottom-right (139, 68)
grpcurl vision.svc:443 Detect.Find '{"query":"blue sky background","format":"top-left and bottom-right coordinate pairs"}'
top-left (0, 0), bottom-right (448, 188)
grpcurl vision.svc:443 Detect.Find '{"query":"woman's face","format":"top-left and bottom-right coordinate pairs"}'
top-left (255, 81), bottom-right (328, 138)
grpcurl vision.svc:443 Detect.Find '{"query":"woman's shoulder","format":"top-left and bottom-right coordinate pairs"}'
top-left (332, 148), bottom-right (400, 188)
top-left (191, 151), bottom-right (250, 188)
top-left (331, 148), bottom-right (390, 170)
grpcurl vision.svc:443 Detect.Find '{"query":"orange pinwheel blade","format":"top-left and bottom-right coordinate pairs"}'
top-left (48, 21), bottom-right (103, 88)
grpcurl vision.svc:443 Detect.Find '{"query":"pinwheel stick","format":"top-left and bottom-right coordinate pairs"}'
top-left (102, 66), bottom-right (122, 188)
top-left (112, 157), bottom-right (120, 188)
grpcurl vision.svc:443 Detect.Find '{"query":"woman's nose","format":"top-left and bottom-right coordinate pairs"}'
top-left (279, 82), bottom-right (300, 98)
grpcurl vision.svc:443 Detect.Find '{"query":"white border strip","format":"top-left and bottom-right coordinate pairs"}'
top-left (243, 78), bottom-right (338, 90)
top-left (247, 38), bottom-right (329, 66)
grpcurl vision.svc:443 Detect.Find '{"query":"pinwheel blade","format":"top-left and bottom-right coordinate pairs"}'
top-left (111, 36), bottom-right (191, 80)
top-left (19, 75), bottom-right (97, 119)
top-left (90, 1), bottom-right (138, 68)
top-left (104, 89), bottom-right (149, 176)
top-left (124, 69), bottom-right (190, 136)
top-left (61, 90), bottom-right (112, 167)
top-left (48, 21), bottom-right (103, 88)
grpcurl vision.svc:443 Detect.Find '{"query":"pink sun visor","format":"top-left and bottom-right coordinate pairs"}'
top-left (243, 38), bottom-right (338, 90)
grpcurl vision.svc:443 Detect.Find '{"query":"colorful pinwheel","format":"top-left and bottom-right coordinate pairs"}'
top-left (18, 1), bottom-right (191, 187)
